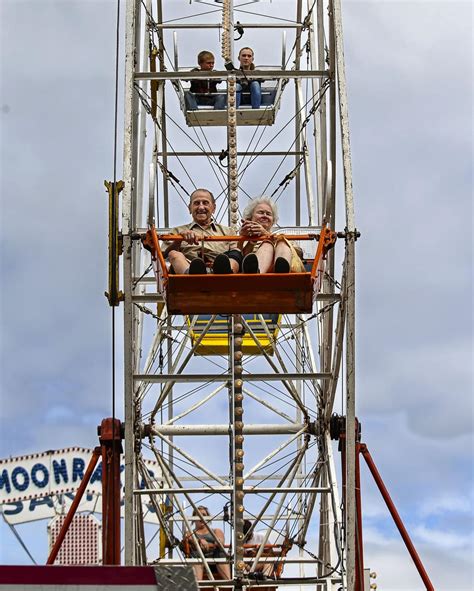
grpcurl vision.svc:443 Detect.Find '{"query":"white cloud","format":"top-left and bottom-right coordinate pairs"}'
top-left (365, 537), bottom-right (473, 591)
top-left (419, 493), bottom-right (473, 518)
top-left (413, 524), bottom-right (472, 551)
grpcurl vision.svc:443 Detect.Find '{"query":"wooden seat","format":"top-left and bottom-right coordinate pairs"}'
top-left (244, 540), bottom-right (292, 590)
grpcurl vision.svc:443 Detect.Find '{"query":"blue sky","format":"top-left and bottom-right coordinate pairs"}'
top-left (0, 1), bottom-right (472, 589)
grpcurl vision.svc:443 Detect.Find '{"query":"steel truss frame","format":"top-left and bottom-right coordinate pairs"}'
top-left (121, 1), bottom-right (356, 589)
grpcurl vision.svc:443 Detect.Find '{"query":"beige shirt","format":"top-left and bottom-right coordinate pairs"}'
top-left (162, 220), bottom-right (238, 262)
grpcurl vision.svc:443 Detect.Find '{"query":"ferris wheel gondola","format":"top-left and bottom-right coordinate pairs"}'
top-left (141, 227), bottom-right (336, 315)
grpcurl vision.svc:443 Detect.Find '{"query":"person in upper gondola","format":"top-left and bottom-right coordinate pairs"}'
top-left (236, 47), bottom-right (262, 109)
top-left (162, 188), bottom-right (242, 274)
top-left (239, 196), bottom-right (305, 274)
top-left (185, 51), bottom-right (226, 111)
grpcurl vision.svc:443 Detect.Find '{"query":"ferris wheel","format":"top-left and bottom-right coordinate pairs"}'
top-left (115, 1), bottom-right (358, 589)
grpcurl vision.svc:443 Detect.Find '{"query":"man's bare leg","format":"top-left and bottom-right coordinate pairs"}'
top-left (167, 251), bottom-right (190, 274)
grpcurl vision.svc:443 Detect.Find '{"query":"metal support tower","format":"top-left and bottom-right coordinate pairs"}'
top-left (120, 1), bottom-right (356, 588)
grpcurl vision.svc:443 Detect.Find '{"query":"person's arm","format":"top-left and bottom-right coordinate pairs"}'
top-left (240, 219), bottom-right (272, 238)
top-left (187, 68), bottom-right (200, 93)
top-left (161, 226), bottom-right (200, 257)
top-left (213, 527), bottom-right (226, 545)
top-left (179, 530), bottom-right (194, 554)
top-left (198, 535), bottom-right (210, 552)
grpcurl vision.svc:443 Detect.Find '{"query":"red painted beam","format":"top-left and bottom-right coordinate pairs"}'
top-left (46, 447), bottom-right (101, 565)
top-left (360, 444), bottom-right (434, 591)
top-left (99, 418), bottom-right (123, 566)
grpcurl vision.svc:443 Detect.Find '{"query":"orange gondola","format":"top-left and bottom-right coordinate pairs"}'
top-left (142, 228), bottom-right (337, 316)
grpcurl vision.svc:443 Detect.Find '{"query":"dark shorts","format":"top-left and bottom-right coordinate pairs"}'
top-left (168, 249), bottom-right (242, 274)
top-left (227, 249), bottom-right (243, 269)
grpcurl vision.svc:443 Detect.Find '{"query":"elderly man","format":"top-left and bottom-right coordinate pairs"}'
top-left (163, 189), bottom-right (241, 274)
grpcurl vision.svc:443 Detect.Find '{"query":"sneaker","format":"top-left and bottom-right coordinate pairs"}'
top-left (213, 254), bottom-right (232, 274)
top-left (274, 257), bottom-right (290, 273)
top-left (242, 253), bottom-right (259, 274)
top-left (188, 258), bottom-right (207, 274)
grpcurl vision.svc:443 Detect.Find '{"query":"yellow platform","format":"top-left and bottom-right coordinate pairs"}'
top-left (187, 314), bottom-right (280, 356)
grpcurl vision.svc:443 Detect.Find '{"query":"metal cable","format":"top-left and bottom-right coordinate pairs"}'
top-left (106, 0), bottom-right (121, 560)
top-left (134, 83), bottom-right (226, 197)
top-left (1, 511), bottom-right (37, 564)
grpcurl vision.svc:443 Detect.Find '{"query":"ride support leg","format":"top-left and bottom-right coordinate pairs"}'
top-left (359, 444), bottom-right (434, 591)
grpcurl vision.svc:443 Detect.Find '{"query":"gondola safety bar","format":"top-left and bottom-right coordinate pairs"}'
top-left (142, 228), bottom-right (337, 283)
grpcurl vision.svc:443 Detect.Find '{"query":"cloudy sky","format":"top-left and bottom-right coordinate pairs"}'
top-left (0, 0), bottom-right (472, 589)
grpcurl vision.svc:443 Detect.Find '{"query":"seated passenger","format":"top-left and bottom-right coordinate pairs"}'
top-left (185, 51), bottom-right (226, 111)
top-left (236, 47), bottom-right (262, 109)
top-left (181, 505), bottom-right (230, 586)
top-left (239, 196), bottom-right (305, 274)
top-left (162, 188), bottom-right (242, 274)
top-left (243, 519), bottom-right (273, 577)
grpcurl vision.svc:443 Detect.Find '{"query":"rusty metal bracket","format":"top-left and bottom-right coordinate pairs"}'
top-left (142, 228), bottom-right (157, 257)
top-left (104, 180), bottom-right (124, 306)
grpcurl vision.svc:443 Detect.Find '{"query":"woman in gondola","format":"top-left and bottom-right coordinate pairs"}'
top-left (181, 505), bottom-right (231, 586)
top-left (239, 196), bottom-right (305, 274)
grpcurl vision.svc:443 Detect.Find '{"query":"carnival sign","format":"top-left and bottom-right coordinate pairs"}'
top-left (0, 448), bottom-right (162, 525)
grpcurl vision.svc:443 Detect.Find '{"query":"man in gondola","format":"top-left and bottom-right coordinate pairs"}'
top-left (163, 188), bottom-right (241, 274)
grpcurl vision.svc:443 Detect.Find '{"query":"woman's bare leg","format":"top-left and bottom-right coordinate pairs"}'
top-left (256, 242), bottom-right (275, 273)
top-left (274, 242), bottom-right (292, 266)
top-left (193, 564), bottom-right (204, 581)
top-left (216, 562), bottom-right (231, 590)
